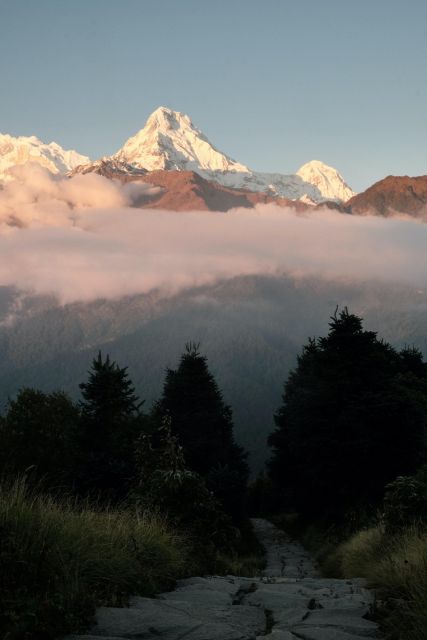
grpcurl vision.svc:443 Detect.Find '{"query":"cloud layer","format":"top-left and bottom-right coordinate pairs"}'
top-left (0, 164), bottom-right (426, 302)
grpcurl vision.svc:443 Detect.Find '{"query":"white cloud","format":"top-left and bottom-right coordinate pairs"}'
top-left (0, 164), bottom-right (426, 302)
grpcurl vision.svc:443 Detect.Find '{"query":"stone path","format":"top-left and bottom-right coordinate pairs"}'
top-left (66, 518), bottom-right (380, 640)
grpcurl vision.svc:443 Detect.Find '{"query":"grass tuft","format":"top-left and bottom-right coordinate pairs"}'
top-left (0, 478), bottom-right (189, 639)
top-left (335, 525), bottom-right (427, 640)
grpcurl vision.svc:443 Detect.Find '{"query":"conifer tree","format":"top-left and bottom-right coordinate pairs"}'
top-left (0, 388), bottom-right (78, 486)
top-left (268, 309), bottom-right (427, 517)
top-left (76, 352), bottom-right (143, 499)
top-left (154, 343), bottom-right (249, 519)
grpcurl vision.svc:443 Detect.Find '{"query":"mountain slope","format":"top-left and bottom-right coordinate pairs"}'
top-left (0, 133), bottom-right (89, 181)
top-left (346, 175), bottom-right (427, 217)
top-left (115, 107), bottom-right (249, 174)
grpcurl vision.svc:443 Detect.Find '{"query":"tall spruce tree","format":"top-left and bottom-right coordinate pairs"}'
top-left (76, 352), bottom-right (143, 500)
top-left (268, 309), bottom-right (427, 517)
top-left (154, 343), bottom-right (249, 519)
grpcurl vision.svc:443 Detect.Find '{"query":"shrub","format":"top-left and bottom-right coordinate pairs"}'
top-left (134, 419), bottom-right (238, 565)
top-left (383, 474), bottom-right (427, 532)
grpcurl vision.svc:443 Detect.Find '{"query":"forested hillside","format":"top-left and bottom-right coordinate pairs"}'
top-left (1, 274), bottom-right (427, 471)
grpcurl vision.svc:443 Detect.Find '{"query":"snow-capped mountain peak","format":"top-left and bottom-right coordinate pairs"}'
top-left (112, 107), bottom-right (355, 202)
top-left (0, 132), bottom-right (89, 181)
top-left (114, 106), bottom-right (249, 174)
top-left (296, 160), bottom-right (355, 202)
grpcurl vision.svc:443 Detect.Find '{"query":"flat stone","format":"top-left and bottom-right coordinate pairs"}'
top-left (130, 597), bottom-right (265, 635)
top-left (291, 628), bottom-right (376, 640)
top-left (245, 589), bottom-right (309, 610)
top-left (92, 606), bottom-right (255, 639)
top-left (257, 632), bottom-right (298, 640)
top-left (64, 636), bottom-right (128, 640)
top-left (273, 607), bottom-right (311, 628)
top-left (300, 608), bottom-right (378, 635)
top-left (158, 585), bottom-right (233, 607)
top-left (176, 576), bottom-right (240, 594)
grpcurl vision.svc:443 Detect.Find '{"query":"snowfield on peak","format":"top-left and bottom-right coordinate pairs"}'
top-left (297, 160), bottom-right (354, 202)
top-left (114, 106), bottom-right (250, 174)
top-left (0, 133), bottom-right (89, 182)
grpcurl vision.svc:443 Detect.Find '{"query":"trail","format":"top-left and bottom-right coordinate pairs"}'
top-left (66, 518), bottom-right (380, 640)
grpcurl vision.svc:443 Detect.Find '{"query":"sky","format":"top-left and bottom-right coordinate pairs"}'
top-left (0, 0), bottom-right (426, 191)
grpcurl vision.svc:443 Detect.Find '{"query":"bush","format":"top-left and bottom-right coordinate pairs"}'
top-left (0, 389), bottom-right (79, 487)
top-left (134, 420), bottom-right (238, 565)
top-left (383, 474), bottom-right (427, 532)
top-left (0, 478), bottom-right (189, 639)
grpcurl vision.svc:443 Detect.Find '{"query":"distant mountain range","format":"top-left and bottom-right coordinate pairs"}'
top-left (1, 107), bottom-right (353, 203)
top-left (1, 107), bottom-right (426, 217)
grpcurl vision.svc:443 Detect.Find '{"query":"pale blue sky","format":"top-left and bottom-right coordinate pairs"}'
top-left (0, 0), bottom-right (426, 190)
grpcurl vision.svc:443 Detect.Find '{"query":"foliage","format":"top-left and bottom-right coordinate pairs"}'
top-left (134, 417), bottom-right (238, 561)
top-left (154, 343), bottom-right (249, 520)
top-left (268, 308), bottom-right (427, 517)
top-left (383, 471), bottom-right (427, 532)
top-left (0, 389), bottom-right (79, 487)
top-left (0, 477), bottom-right (189, 640)
top-left (76, 351), bottom-right (144, 500)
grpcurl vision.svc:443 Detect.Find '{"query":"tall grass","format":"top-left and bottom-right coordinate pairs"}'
top-left (335, 525), bottom-right (427, 640)
top-left (0, 478), bottom-right (189, 639)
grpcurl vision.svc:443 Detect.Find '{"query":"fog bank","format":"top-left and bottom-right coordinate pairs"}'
top-left (1, 165), bottom-right (426, 302)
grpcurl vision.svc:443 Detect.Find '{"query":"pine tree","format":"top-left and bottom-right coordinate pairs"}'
top-left (268, 309), bottom-right (427, 517)
top-left (76, 352), bottom-right (143, 499)
top-left (154, 343), bottom-right (249, 519)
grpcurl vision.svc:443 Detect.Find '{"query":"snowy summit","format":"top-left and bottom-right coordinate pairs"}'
top-left (112, 107), bottom-right (355, 202)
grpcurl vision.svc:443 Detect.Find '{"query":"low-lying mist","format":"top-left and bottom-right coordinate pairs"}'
top-left (1, 164), bottom-right (426, 303)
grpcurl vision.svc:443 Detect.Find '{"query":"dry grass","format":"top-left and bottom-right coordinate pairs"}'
top-left (334, 525), bottom-right (427, 640)
top-left (0, 478), bottom-right (189, 639)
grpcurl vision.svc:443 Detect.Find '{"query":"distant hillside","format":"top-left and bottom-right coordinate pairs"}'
top-left (346, 175), bottom-right (427, 217)
top-left (1, 275), bottom-right (427, 472)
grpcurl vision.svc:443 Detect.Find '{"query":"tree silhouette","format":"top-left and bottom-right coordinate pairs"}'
top-left (269, 308), bottom-right (427, 517)
top-left (154, 343), bottom-right (249, 520)
top-left (0, 388), bottom-right (78, 486)
top-left (76, 352), bottom-right (143, 499)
